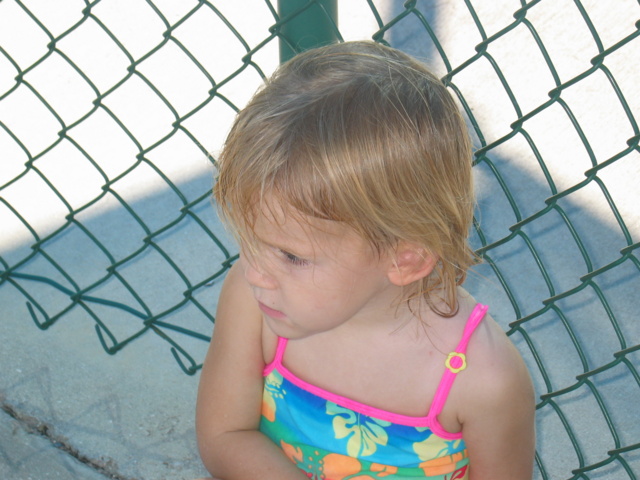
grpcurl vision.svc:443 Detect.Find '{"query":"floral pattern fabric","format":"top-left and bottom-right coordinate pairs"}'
top-left (260, 368), bottom-right (469, 480)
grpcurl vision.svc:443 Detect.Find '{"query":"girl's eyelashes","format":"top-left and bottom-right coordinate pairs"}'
top-left (279, 249), bottom-right (310, 267)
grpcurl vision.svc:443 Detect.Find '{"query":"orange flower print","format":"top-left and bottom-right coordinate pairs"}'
top-left (280, 440), bottom-right (304, 465)
top-left (262, 396), bottom-right (276, 422)
top-left (280, 442), bottom-right (328, 479)
top-left (321, 453), bottom-right (362, 480)
top-left (370, 463), bottom-right (398, 477)
top-left (418, 451), bottom-right (468, 477)
top-left (262, 371), bottom-right (285, 422)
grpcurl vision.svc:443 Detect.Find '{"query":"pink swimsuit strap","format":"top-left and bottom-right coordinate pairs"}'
top-left (269, 333), bottom-right (288, 368)
top-left (427, 303), bottom-right (489, 419)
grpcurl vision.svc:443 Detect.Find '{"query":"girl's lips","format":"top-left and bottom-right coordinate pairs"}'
top-left (258, 302), bottom-right (286, 319)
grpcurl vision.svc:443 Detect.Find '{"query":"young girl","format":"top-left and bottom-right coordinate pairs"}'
top-left (196, 41), bottom-right (536, 480)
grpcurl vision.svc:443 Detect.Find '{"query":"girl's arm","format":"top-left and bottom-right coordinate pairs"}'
top-left (195, 262), bottom-right (307, 480)
top-left (461, 330), bottom-right (537, 480)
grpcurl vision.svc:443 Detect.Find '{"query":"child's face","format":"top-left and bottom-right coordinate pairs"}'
top-left (238, 201), bottom-right (401, 339)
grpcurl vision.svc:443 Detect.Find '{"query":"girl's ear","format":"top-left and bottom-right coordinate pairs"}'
top-left (387, 244), bottom-right (437, 287)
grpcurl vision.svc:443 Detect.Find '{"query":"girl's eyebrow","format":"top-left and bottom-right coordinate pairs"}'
top-left (272, 242), bottom-right (314, 259)
top-left (254, 232), bottom-right (313, 258)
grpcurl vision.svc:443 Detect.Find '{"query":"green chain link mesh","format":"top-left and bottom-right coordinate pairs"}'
top-left (0, 1), bottom-right (638, 478)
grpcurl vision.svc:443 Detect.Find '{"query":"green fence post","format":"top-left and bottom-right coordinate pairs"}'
top-left (278, 0), bottom-right (339, 64)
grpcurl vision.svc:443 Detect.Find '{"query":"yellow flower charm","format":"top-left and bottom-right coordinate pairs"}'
top-left (445, 352), bottom-right (467, 374)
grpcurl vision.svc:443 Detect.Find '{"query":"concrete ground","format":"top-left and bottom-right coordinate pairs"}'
top-left (1, 1), bottom-right (639, 479)
top-left (0, 281), bottom-right (209, 480)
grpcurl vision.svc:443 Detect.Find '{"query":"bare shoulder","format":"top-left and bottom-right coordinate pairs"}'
top-left (428, 289), bottom-right (534, 419)
top-left (455, 290), bottom-right (529, 393)
top-left (453, 291), bottom-right (536, 479)
top-left (196, 261), bottom-right (266, 450)
top-left (202, 261), bottom-right (267, 380)
top-left (464, 311), bottom-right (532, 406)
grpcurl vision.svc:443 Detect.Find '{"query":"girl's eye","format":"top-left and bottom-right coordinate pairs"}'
top-left (280, 250), bottom-right (309, 267)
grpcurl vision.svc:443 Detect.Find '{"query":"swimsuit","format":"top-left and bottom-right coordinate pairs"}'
top-left (259, 303), bottom-right (489, 480)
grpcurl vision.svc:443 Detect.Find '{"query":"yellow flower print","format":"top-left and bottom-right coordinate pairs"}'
top-left (413, 435), bottom-right (463, 462)
top-left (262, 371), bottom-right (285, 422)
top-left (413, 434), bottom-right (468, 478)
top-left (326, 402), bottom-right (391, 458)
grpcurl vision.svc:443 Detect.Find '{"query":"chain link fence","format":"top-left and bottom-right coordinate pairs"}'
top-left (1, 1), bottom-right (638, 479)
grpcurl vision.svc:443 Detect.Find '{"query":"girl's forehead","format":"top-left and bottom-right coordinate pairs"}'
top-left (255, 202), bottom-right (340, 244)
top-left (251, 199), bottom-right (369, 254)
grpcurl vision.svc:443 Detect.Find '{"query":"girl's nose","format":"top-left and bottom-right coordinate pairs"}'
top-left (241, 254), bottom-right (278, 290)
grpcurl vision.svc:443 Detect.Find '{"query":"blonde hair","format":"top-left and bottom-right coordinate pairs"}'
top-left (214, 41), bottom-right (477, 317)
